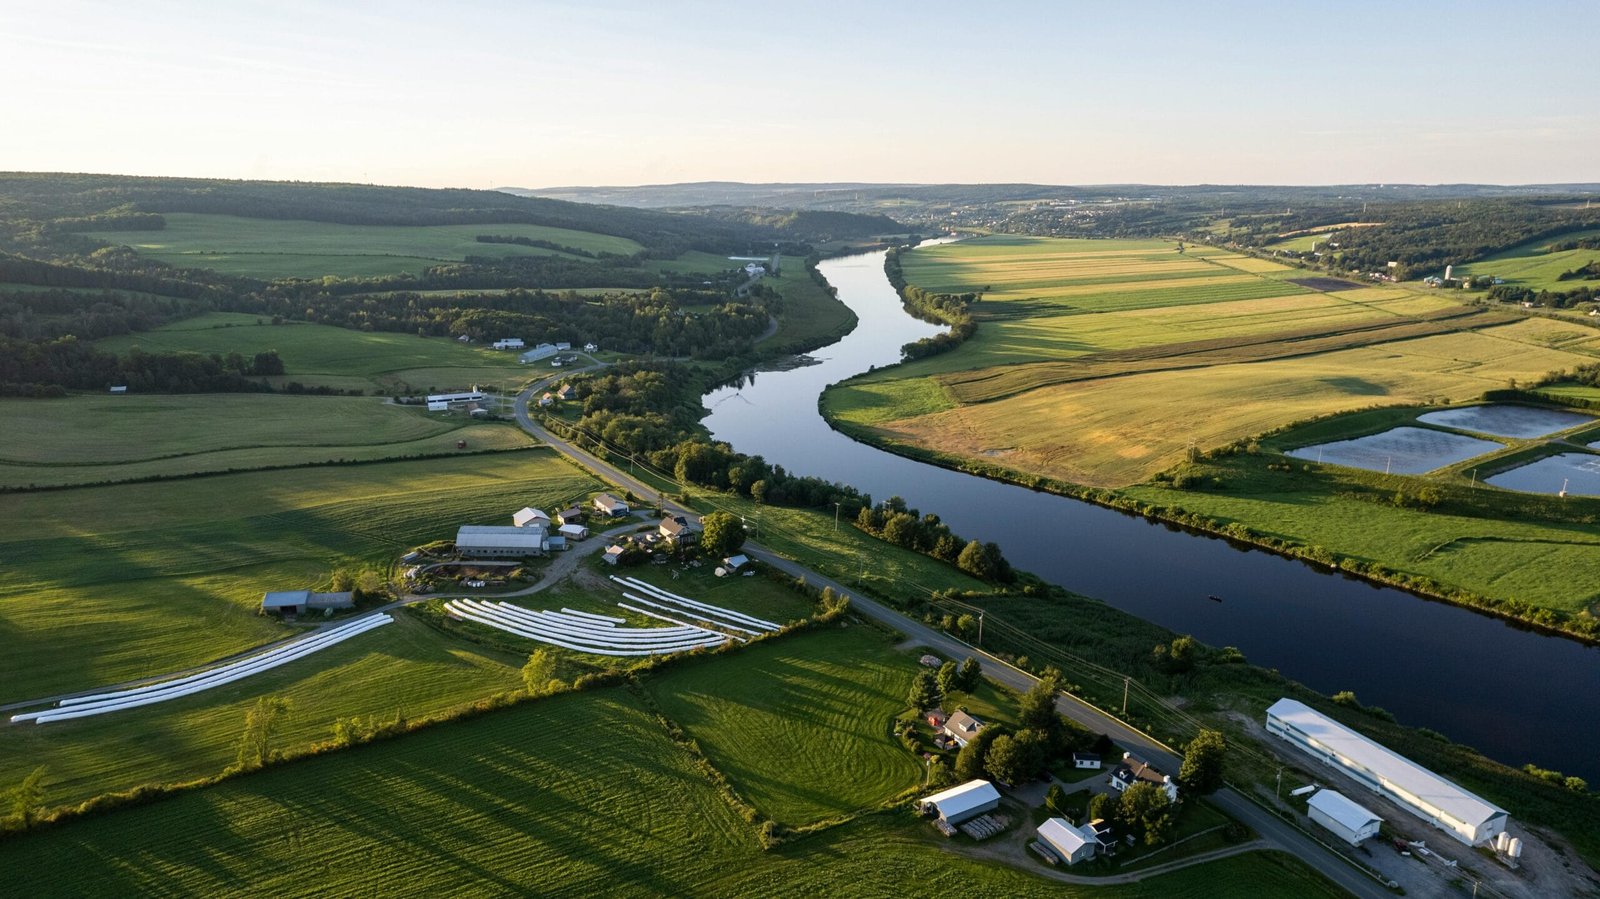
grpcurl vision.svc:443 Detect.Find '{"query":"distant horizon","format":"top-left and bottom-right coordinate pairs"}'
top-left (3, 1), bottom-right (1596, 188)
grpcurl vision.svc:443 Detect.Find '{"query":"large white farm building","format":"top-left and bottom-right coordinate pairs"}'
top-left (1266, 698), bottom-right (1509, 846)
top-left (455, 525), bottom-right (548, 558)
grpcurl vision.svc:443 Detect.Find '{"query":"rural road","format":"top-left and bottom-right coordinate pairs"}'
top-left (510, 379), bottom-right (1387, 899)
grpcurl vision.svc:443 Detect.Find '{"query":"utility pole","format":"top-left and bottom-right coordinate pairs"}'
top-left (832, 501), bottom-right (842, 534)
top-left (1276, 766), bottom-right (1284, 800)
top-left (977, 613), bottom-right (984, 646)
top-left (1122, 677), bottom-right (1130, 715)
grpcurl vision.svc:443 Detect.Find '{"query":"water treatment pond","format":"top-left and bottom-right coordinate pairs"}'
top-left (1286, 426), bottom-right (1502, 474)
top-left (1486, 452), bottom-right (1600, 495)
top-left (1417, 404), bottom-right (1594, 438)
top-left (702, 246), bottom-right (1600, 783)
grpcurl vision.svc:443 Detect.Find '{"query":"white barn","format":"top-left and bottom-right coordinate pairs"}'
top-left (512, 507), bottom-right (550, 528)
top-left (427, 389), bottom-right (484, 406)
top-left (1266, 698), bottom-right (1509, 846)
top-left (455, 524), bottom-right (546, 558)
top-left (519, 343), bottom-right (558, 363)
top-left (919, 779), bottom-right (1001, 825)
top-left (1307, 790), bottom-right (1383, 847)
top-left (1037, 817), bottom-right (1097, 865)
top-left (493, 338), bottom-right (525, 350)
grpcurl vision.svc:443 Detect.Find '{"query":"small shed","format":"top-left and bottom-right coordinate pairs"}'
top-left (544, 535), bottom-right (567, 551)
top-left (261, 590), bottom-right (353, 615)
top-left (602, 544), bottom-right (626, 566)
top-left (109, 385), bottom-right (128, 394)
top-left (721, 554), bottom-right (750, 571)
top-left (1072, 752), bottom-right (1102, 770)
top-left (556, 506), bottom-right (586, 525)
top-left (558, 523), bottom-right (589, 539)
top-left (1038, 817), bottom-right (1097, 866)
top-left (1307, 790), bottom-right (1383, 847)
top-left (919, 779), bottom-right (1001, 825)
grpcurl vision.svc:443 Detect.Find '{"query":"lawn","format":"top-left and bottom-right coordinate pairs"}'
top-left (88, 213), bottom-right (643, 279)
top-left (0, 393), bottom-right (537, 488)
top-left (0, 679), bottom-right (1346, 898)
top-left (0, 450), bottom-right (604, 703)
top-left (642, 625), bottom-right (923, 826)
top-left (96, 311), bottom-right (531, 392)
top-left (1453, 227), bottom-right (1600, 291)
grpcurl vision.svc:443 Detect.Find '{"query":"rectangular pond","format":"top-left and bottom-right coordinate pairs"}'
top-left (1287, 426), bottom-right (1502, 474)
top-left (1416, 404), bottom-right (1594, 438)
top-left (1485, 452), bottom-right (1600, 496)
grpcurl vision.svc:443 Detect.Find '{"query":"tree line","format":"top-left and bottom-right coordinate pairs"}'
top-left (0, 338), bottom-right (288, 397)
top-left (883, 246), bottom-right (979, 360)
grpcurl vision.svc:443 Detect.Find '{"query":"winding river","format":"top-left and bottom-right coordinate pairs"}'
top-left (703, 246), bottom-right (1600, 783)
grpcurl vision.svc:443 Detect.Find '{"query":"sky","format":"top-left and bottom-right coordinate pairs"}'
top-left (1, 0), bottom-right (1596, 189)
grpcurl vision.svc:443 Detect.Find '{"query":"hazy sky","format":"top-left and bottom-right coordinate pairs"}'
top-left (2, 0), bottom-right (1595, 188)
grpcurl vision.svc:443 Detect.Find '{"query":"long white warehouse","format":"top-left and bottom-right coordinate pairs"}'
top-left (1266, 697), bottom-right (1509, 846)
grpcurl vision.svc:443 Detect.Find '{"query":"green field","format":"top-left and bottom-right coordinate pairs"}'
top-left (0, 450), bottom-right (604, 704)
top-left (759, 255), bottom-right (859, 352)
top-left (0, 677), bottom-right (1344, 898)
top-left (0, 392), bottom-right (535, 488)
top-left (1454, 227), bottom-right (1600, 291)
top-left (644, 626), bottom-right (922, 826)
top-left (96, 311), bottom-right (531, 392)
top-left (89, 213), bottom-right (644, 279)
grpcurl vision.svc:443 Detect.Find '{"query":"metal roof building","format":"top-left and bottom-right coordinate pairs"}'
top-left (261, 590), bottom-right (354, 615)
top-left (1306, 789), bottom-right (1383, 846)
top-left (455, 525), bottom-right (546, 558)
top-left (1266, 698), bottom-right (1508, 846)
top-left (918, 779), bottom-right (1001, 825)
top-left (1037, 817), bottom-right (1097, 865)
top-left (512, 507), bottom-right (549, 528)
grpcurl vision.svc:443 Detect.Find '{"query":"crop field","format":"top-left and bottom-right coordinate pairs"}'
top-left (0, 392), bottom-right (535, 488)
top-left (0, 614), bottom-right (524, 806)
top-left (96, 311), bottom-right (531, 392)
top-left (88, 213), bottom-right (644, 279)
top-left (0, 678), bottom-right (1343, 897)
top-left (1453, 227), bottom-right (1600, 291)
top-left (0, 450), bottom-right (604, 703)
top-left (879, 323), bottom-right (1596, 487)
top-left (643, 626), bottom-right (922, 826)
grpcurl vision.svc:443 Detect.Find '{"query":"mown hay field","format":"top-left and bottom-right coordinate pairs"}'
top-left (0, 392), bottom-right (536, 488)
top-left (96, 311), bottom-right (531, 392)
top-left (643, 626), bottom-right (922, 826)
top-left (882, 324), bottom-right (1599, 487)
top-left (88, 213), bottom-right (644, 279)
top-left (0, 676), bottom-right (1345, 898)
top-left (0, 450), bottom-right (603, 703)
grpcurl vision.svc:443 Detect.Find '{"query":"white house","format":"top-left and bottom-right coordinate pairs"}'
top-left (943, 711), bottom-right (985, 749)
top-left (1266, 698), bottom-right (1508, 846)
top-left (1037, 817), bottom-right (1098, 866)
top-left (554, 341), bottom-right (571, 351)
top-left (492, 338), bottom-right (525, 350)
top-left (512, 507), bottom-right (549, 528)
top-left (584, 342), bottom-right (598, 353)
top-left (1307, 789), bottom-right (1383, 847)
top-left (918, 779), bottom-right (1001, 825)
top-left (1109, 753), bottom-right (1179, 803)
top-left (592, 493), bottom-right (629, 516)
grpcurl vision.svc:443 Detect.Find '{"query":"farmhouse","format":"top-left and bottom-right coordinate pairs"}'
top-left (260, 590), bottom-right (354, 615)
top-left (1072, 752), bottom-right (1102, 770)
top-left (1266, 697), bottom-right (1508, 846)
top-left (943, 711), bottom-right (985, 748)
top-left (556, 383), bottom-right (577, 401)
top-left (519, 343), bottom-right (558, 363)
top-left (1306, 789), bottom-right (1383, 847)
top-left (493, 338), bottom-right (525, 350)
top-left (592, 493), bottom-right (629, 516)
top-left (918, 779), bottom-right (1001, 825)
top-left (455, 524), bottom-right (547, 558)
top-left (1110, 753), bottom-right (1179, 802)
top-left (659, 515), bottom-right (698, 545)
top-left (584, 342), bottom-right (598, 352)
top-left (512, 507), bottom-right (549, 528)
top-left (1037, 817), bottom-right (1098, 866)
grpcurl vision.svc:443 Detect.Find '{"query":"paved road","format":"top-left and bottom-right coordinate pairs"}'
top-left (510, 379), bottom-right (1386, 898)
